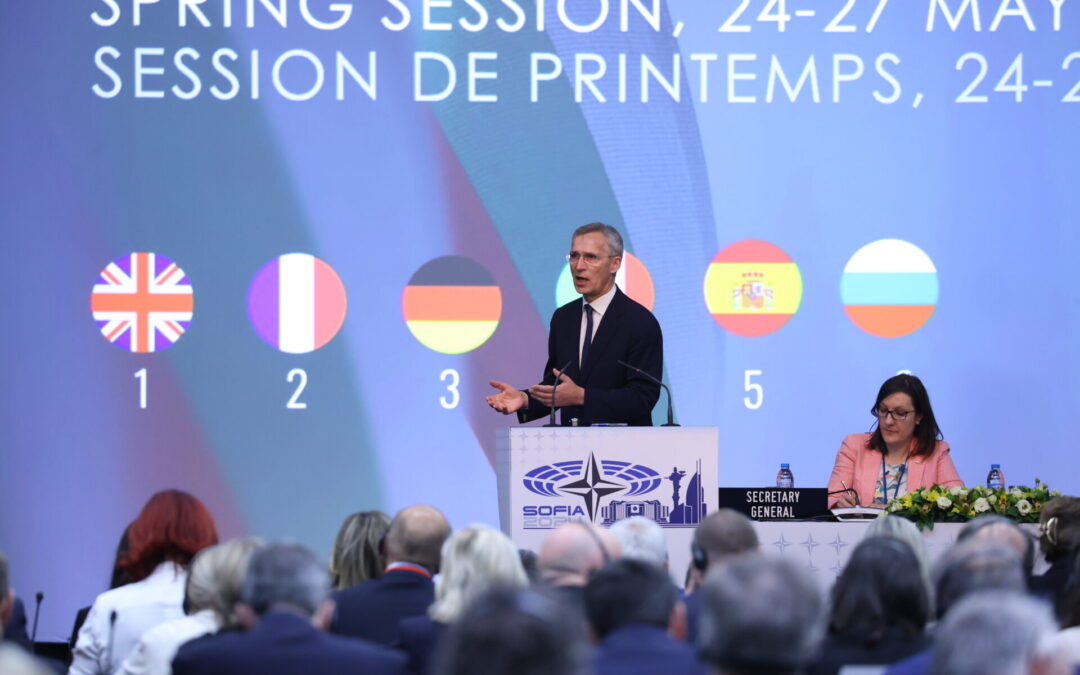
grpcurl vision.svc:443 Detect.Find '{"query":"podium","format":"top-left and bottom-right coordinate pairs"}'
top-left (496, 427), bottom-right (719, 584)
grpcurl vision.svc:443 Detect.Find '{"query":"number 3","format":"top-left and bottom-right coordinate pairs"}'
top-left (440, 369), bottom-right (460, 410)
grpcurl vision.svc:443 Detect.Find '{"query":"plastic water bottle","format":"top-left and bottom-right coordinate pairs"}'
top-left (987, 464), bottom-right (1005, 490)
top-left (776, 463), bottom-right (794, 488)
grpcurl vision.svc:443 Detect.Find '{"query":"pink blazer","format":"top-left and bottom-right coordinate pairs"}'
top-left (827, 433), bottom-right (963, 507)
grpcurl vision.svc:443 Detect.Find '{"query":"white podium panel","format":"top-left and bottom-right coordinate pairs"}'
top-left (497, 426), bottom-right (719, 583)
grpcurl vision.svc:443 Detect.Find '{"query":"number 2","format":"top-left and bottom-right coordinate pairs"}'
top-left (287, 368), bottom-right (308, 409)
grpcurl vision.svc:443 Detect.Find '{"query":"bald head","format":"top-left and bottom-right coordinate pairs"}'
top-left (384, 505), bottom-right (451, 572)
top-left (538, 522), bottom-right (621, 588)
top-left (693, 509), bottom-right (759, 571)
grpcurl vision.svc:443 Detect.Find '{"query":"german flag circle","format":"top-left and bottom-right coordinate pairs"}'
top-left (402, 256), bottom-right (502, 354)
top-left (704, 240), bottom-right (803, 337)
top-left (556, 251), bottom-right (655, 309)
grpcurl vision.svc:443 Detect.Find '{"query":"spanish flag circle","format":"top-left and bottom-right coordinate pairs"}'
top-left (402, 256), bottom-right (502, 354)
top-left (841, 239), bottom-right (938, 338)
top-left (704, 240), bottom-right (803, 337)
top-left (555, 251), bottom-right (655, 309)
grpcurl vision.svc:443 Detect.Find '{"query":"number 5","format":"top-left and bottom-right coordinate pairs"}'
top-left (744, 369), bottom-right (763, 410)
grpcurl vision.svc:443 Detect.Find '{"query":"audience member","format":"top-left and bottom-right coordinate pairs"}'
top-left (0, 644), bottom-right (54, 675)
top-left (328, 510), bottom-right (391, 590)
top-left (1055, 551), bottom-right (1080, 665)
top-left (331, 505), bottom-right (450, 645)
top-left (70, 526), bottom-right (132, 650)
top-left (70, 490), bottom-right (218, 675)
top-left (932, 592), bottom-right (1070, 675)
top-left (884, 539), bottom-right (1028, 675)
top-left (537, 521), bottom-right (620, 611)
top-left (172, 543), bottom-right (406, 675)
top-left (431, 588), bottom-right (588, 675)
top-left (685, 509), bottom-right (759, 641)
top-left (865, 515), bottom-right (934, 611)
top-left (957, 514), bottom-right (1036, 575)
top-left (398, 525), bottom-right (528, 675)
top-left (610, 517), bottom-right (668, 569)
top-left (119, 537), bottom-right (263, 675)
top-left (697, 553), bottom-right (824, 675)
top-left (518, 549), bottom-right (541, 586)
top-left (1034, 497), bottom-right (1080, 613)
top-left (584, 558), bottom-right (704, 675)
top-left (809, 537), bottom-right (930, 675)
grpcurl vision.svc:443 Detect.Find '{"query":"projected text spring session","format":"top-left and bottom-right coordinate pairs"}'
top-left (92, 48), bottom-right (905, 103)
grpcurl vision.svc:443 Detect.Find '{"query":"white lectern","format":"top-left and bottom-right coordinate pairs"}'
top-left (496, 427), bottom-right (719, 583)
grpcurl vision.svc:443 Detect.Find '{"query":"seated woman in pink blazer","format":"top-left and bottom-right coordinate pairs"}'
top-left (828, 374), bottom-right (962, 508)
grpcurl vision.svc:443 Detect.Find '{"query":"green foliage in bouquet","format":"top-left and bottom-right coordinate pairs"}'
top-left (885, 480), bottom-right (1060, 530)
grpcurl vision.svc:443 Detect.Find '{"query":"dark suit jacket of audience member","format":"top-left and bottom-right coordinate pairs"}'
top-left (882, 648), bottom-right (931, 675)
top-left (683, 590), bottom-right (703, 645)
top-left (396, 614), bottom-right (446, 675)
top-left (171, 610), bottom-right (406, 675)
top-left (2, 597), bottom-right (29, 649)
top-left (592, 624), bottom-right (707, 675)
top-left (331, 568), bottom-right (435, 646)
top-left (808, 627), bottom-right (930, 675)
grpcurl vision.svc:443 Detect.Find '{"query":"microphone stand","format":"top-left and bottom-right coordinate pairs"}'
top-left (544, 361), bottom-right (573, 427)
top-left (617, 360), bottom-right (679, 426)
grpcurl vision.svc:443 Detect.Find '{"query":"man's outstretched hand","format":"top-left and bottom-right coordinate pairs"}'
top-left (486, 380), bottom-right (527, 414)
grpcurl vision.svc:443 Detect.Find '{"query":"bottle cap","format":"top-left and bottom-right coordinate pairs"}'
top-left (991, 463), bottom-right (1000, 468)
top-left (781, 463), bottom-right (790, 468)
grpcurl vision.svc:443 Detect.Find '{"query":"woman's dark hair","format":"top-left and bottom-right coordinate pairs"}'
top-left (119, 490), bottom-right (218, 582)
top-left (1060, 548), bottom-right (1080, 628)
top-left (109, 525), bottom-right (132, 589)
top-left (829, 536), bottom-right (930, 643)
top-left (1039, 497), bottom-right (1080, 562)
top-left (867, 374), bottom-right (942, 457)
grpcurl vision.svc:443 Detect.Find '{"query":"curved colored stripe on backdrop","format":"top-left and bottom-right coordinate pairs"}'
top-left (841, 239), bottom-right (938, 338)
top-left (704, 240), bottom-right (803, 337)
top-left (403, 256), bottom-right (502, 354)
top-left (247, 253), bottom-right (348, 354)
top-left (555, 251), bottom-right (655, 310)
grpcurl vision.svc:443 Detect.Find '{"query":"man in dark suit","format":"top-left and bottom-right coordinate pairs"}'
top-left (487, 223), bottom-right (663, 426)
top-left (584, 558), bottom-right (705, 675)
top-left (331, 505), bottom-right (450, 646)
top-left (172, 543), bottom-right (405, 675)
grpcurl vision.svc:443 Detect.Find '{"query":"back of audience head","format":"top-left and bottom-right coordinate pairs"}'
top-left (430, 525), bottom-right (528, 624)
top-left (538, 521), bottom-right (620, 588)
top-left (865, 515), bottom-right (933, 605)
top-left (432, 588), bottom-right (588, 675)
top-left (384, 505), bottom-right (451, 573)
top-left (958, 514), bottom-right (1035, 575)
top-left (185, 537), bottom-right (264, 629)
top-left (1039, 497), bottom-right (1080, 562)
top-left (698, 554), bottom-right (823, 675)
top-left (934, 538), bottom-right (1026, 619)
top-left (828, 536), bottom-right (929, 642)
top-left (328, 510), bottom-right (390, 589)
top-left (610, 516), bottom-right (667, 568)
top-left (0, 644), bottom-right (52, 675)
top-left (1060, 550), bottom-right (1080, 629)
top-left (119, 490), bottom-right (218, 582)
top-left (931, 591), bottom-right (1069, 675)
top-left (518, 549), bottom-right (541, 586)
top-left (240, 543), bottom-right (331, 627)
top-left (691, 509), bottom-right (759, 574)
top-left (584, 558), bottom-right (679, 641)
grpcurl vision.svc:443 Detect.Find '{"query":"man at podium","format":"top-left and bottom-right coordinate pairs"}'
top-left (486, 223), bottom-right (663, 426)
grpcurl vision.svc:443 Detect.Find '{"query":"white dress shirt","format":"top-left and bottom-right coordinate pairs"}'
top-left (578, 284), bottom-right (617, 365)
top-left (69, 562), bottom-right (188, 675)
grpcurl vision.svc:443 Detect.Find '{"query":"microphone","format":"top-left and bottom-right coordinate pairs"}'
top-left (544, 361), bottom-right (573, 427)
top-left (30, 591), bottom-right (43, 651)
top-left (617, 360), bottom-right (678, 426)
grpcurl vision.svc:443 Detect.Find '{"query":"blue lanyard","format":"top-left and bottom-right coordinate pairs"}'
top-left (881, 456), bottom-right (907, 504)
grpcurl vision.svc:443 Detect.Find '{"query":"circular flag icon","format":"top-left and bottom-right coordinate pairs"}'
top-left (247, 253), bottom-right (347, 354)
top-left (91, 252), bottom-right (194, 353)
top-left (841, 239), bottom-right (938, 338)
top-left (402, 256), bottom-right (502, 354)
top-left (556, 251), bottom-right (655, 310)
top-left (704, 240), bottom-right (803, 337)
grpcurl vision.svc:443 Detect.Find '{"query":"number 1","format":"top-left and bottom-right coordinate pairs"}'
top-left (135, 368), bottom-right (147, 409)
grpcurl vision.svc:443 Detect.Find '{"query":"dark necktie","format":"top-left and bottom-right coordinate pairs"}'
top-left (581, 304), bottom-right (594, 368)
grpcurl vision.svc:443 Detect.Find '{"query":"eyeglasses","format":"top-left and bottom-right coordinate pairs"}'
top-left (566, 252), bottom-right (613, 266)
top-left (873, 407), bottom-right (914, 421)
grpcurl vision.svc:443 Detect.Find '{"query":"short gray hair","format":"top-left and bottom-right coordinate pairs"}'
top-left (931, 592), bottom-right (1062, 675)
top-left (242, 543), bottom-right (329, 616)
top-left (572, 223), bottom-right (623, 258)
top-left (698, 554), bottom-right (824, 674)
top-left (610, 517), bottom-right (667, 567)
top-left (933, 540), bottom-right (1026, 619)
top-left (430, 526), bottom-right (528, 624)
top-left (186, 537), bottom-right (263, 628)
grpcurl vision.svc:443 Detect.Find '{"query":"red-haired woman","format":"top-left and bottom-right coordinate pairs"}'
top-left (70, 490), bottom-right (217, 675)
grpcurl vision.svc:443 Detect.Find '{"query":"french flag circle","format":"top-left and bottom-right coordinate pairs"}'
top-left (247, 253), bottom-right (347, 354)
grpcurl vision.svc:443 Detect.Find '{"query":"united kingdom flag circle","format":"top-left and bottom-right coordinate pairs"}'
top-left (90, 252), bottom-right (194, 353)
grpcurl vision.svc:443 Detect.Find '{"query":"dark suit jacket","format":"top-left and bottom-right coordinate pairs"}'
top-left (330, 568), bottom-right (435, 646)
top-left (808, 628), bottom-right (929, 675)
top-left (520, 288), bottom-right (663, 426)
top-left (592, 624), bottom-right (706, 675)
top-left (2, 597), bottom-right (29, 649)
top-left (396, 615), bottom-right (445, 675)
top-left (882, 648), bottom-right (931, 675)
top-left (171, 610), bottom-right (406, 675)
